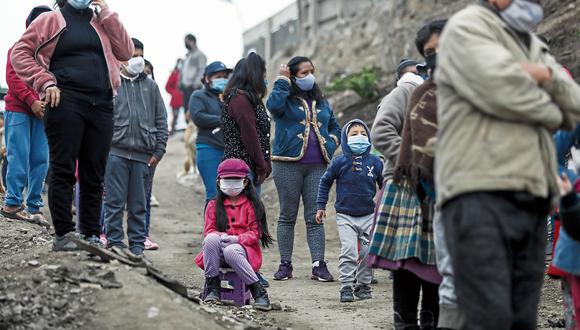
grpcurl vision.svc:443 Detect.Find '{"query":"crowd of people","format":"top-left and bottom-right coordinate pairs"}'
top-left (3, 0), bottom-right (580, 328)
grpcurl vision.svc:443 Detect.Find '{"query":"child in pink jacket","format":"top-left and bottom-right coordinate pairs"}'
top-left (194, 158), bottom-right (273, 310)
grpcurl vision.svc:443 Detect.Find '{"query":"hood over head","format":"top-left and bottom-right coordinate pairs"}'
top-left (341, 119), bottom-right (371, 156)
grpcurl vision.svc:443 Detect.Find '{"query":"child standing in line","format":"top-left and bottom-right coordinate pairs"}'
top-left (194, 159), bottom-right (273, 310)
top-left (316, 119), bottom-right (384, 302)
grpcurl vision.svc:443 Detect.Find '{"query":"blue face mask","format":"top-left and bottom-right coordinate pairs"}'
top-left (347, 135), bottom-right (370, 155)
top-left (211, 78), bottom-right (228, 92)
top-left (68, 0), bottom-right (92, 10)
top-left (264, 79), bottom-right (269, 88)
top-left (295, 73), bottom-right (315, 91)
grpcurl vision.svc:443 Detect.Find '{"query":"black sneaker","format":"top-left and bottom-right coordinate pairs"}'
top-left (204, 276), bottom-right (221, 303)
top-left (340, 287), bottom-right (355, 303)
top-left (354, 284), bottom-right (372, 300)
top-left (249, 282), bottom-right (271, 311)
top-left (273, 261), bottom-right (293, 281)
top-left (311, 260), bottom-right (334, 282)
top-left (52, 232), bottom-right (81, 252)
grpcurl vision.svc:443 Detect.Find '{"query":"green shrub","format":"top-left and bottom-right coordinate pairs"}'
top-left (328, 67), bottom-right (379, 100)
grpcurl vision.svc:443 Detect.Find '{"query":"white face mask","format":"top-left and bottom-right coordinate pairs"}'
top-left (500, 0), bottom-right (544, 33)
top-left (219, 179), bottom-right (245, 197)
top-left (124, 56), bottom-right (145, 77)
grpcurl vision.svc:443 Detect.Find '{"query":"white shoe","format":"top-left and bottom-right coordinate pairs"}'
top-left (150, 195), bottom-right (160, 207)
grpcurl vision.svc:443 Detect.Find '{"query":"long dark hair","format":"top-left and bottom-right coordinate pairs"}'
top-left (287, 56), bottom-right (324, 103)
top-left (224, 52), bottom-right (266, 105)
top-left (214, 178), bottom-right (273, 248)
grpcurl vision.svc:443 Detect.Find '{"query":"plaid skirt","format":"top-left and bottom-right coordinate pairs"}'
top-left (369, 179), bottom-right (436, 265)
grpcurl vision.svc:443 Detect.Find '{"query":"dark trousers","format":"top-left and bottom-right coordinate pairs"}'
top-left (442, 192), bottom-right (548, 330)
top-left (44, 94), bottom-right (113, 237)
top-left (182, 87), bottom-right (195, 112)
top-left (393, 269), bottom-right (439, 329)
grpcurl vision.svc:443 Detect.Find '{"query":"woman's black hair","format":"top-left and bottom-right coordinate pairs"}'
top-left (224, 52), bottom-right (266, 105)
top-left (214, 178), bottom-right (273, 248)
top-left (55, 0), bottom-right (67, 8)
top-left (287, 56), bottom-right (324, 103)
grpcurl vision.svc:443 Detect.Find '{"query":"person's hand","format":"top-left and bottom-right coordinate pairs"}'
top-left (91, 0), bottom-right (109, 9)
top-left (31, 100), bottom-right (46, 119)
top-left (315, 210), bottom-right (326, 224)
top-left (148, 156), bottom-right (159, 168)
top-left (220, 234), bottom-right (238, 249)
top-left (279, 64), bottom-right (291, 78)
top-left (558, 173), bottom-right (574, 196)
top-left (44, 86), bottom-right (60, 108)
top-left (522, 63), bottom-right (552, 84)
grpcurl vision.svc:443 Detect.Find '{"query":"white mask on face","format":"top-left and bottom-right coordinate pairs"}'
top-left (500, 0), bottom-right (544, 33)
top-left (219, 179), bottom-right (245, 197)
top-left (124, 56), bottom-right (145, 77)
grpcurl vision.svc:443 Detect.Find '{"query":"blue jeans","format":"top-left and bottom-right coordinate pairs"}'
top-left (145, 165), bottom-right (156, 236)
top-left (103, 155), bottom-right (149, 255)
top-left (4, 111), bottom-right (49, 213)
top-left (249, 171), bottom-right (262, 197)
top-left (196, 144), bottom-right (223, 202)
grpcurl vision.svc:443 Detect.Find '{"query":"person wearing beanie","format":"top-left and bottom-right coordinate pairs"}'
top-left (436, 1), bottom-right (580, 328)
top-left (1, 5), bottom-right (52, 227)
top-left (396, 59), bottom-right (419, 80)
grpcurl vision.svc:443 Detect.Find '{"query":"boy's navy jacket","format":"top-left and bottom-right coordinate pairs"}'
top-left (317, 119), bottom-right (384, 216)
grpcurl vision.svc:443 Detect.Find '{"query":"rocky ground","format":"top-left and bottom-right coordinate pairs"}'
top-left (0, 136), bottom-right (568, 329)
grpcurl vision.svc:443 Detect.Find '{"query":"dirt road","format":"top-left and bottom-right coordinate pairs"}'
top-left (0, 136), bottom-right (565, 330)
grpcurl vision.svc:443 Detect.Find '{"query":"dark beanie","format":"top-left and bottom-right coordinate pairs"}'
top-left (415, 19), bottom-right (448, 57)
top-left (396, 59), bottom-right (419, 79)
top-left (26, 6), bottom-right (52, 28)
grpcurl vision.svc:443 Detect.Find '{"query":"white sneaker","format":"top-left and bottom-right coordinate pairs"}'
top-left (150, 195), bottom-right (160, 207)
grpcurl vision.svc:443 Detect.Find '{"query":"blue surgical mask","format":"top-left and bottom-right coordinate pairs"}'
top-left (68, 0), bottom-right (92, 10)
top-left (295, 73), bottom-right (315, 91)
top-left (500, 0), bottom-right (544, 33)
top-left (264, 79), bottom-right (269, 88)
top-left (211, 78), bottom-right (228, 92)
top-left (347, 135), bottom-right (370, 155)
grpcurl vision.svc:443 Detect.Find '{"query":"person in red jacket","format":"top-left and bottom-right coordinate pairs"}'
top-left (1, 6), bottom-right (52, 227)
top-left (165, 59), bottom-right (184, 134)
top-left (194, 159), bottom-right (273, 310)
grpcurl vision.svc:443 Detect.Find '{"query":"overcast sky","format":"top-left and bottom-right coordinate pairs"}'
top-left (0, 0), bottom-right (295, 102)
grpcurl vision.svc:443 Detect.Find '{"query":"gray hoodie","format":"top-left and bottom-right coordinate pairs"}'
top-left (110, 73), bottom-right (169, 163)
top-left (371, 75), bottom-right (422, 178)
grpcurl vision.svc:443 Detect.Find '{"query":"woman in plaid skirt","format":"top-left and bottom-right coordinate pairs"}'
top-left (368, 20), bottom-right (447, 330)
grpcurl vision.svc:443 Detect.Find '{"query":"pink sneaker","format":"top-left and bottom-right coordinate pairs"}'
top-left (99, 234), bottom-right (108, 248)
top-left (145, 237), bottom-right (159, 250)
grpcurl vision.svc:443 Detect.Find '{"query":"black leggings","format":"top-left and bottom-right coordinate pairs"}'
top-left (44, 94), bottom-right (113, 237)
top-left (393, 269), bottom-right (439, 329)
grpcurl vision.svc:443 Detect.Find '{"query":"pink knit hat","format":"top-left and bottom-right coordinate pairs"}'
top-left (217, 159), bottom-right (250, 178)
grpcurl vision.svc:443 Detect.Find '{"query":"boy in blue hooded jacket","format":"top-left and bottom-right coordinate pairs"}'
top-left (316, 119), bottom-right (384, 302)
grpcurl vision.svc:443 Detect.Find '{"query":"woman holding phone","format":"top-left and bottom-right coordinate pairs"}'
top-left (11, 0), bottom-right (133, 251)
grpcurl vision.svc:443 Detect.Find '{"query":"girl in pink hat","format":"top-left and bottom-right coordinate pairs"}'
top-left (194, 158), bottom-right (273, 310)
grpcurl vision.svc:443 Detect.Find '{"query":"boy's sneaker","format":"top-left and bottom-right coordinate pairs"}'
top-left (354, 284), bottom-right (372, 300)
top-left (145, 237), bottom-right (159, 250)
top-left (52, 232), bottom-right (81, 252)
top-left (150, 195), bottom-right (160, 207)
top-left (340, 287), bottom-right (355, 303)
top-left (311, 260), bottom-right (334, 282)
top-left (256, 272), bottom-right (269, 287)
top-left (273, 261), bottom-right (293, 281)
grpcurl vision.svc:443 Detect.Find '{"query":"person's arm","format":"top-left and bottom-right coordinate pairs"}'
top-left (95, 5), bottom-right (134, 62)
top-left (191, 52), bottom-right (207, 89)
top-left (376, 158), bottom-right (384, 190)
top-left (371, 87), bottom-right (408, 165)
top-left (165, 71), bottom-right (177, 95)
top-left (229, 95), bottom-right (268, 175)
top-left (317, 159), bottom-right (339, 211)
top-left (189, 93), bottom-right (221, 129)
top-left (541, 55), bottom-right (580, 130)
top-left (435, 16), bottom-right (563, 130)
top-left (6, 48), bottom-right (40, 108)
top-left (237, 206), bottom-right (260, 247)
top-left (152, 83), bottom-right (169, 161)
top-left (266, 78), bottom-right (292, 117)
top-left (203, 201), bottom-right (221, 236)
top-left (326, 102), bottom-right (341, 146)
top-left (11, 15), bottom-right (56, 94)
